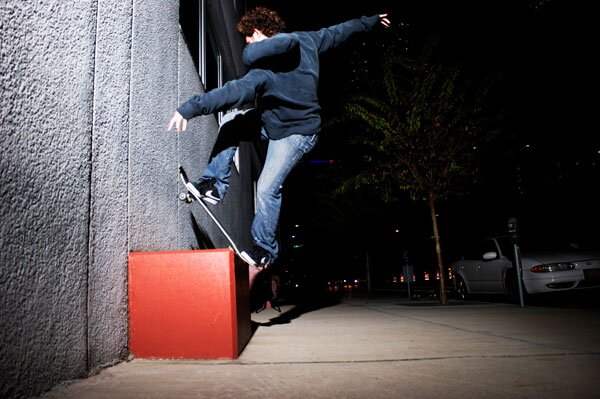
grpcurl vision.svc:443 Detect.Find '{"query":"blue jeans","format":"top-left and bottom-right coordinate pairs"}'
top-left (201, 110), bottom-right (318, 261)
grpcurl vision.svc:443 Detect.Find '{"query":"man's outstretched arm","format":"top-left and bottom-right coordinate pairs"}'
top-left (167, 69), bottom-right (272, 132)
top-left (242, 14), bottom-right (390, 69)
top-left (313, 13), bottom-right (391, 53)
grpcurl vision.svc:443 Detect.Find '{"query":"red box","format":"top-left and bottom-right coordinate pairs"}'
top-left (128, 249), bottom-right (251, 359)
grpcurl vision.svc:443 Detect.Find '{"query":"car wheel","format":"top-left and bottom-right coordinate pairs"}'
top-left (455, 276), bottom-right (469, 300)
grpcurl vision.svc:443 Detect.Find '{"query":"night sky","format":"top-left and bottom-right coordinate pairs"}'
top-left (244, 1), bottom-right (599, 279)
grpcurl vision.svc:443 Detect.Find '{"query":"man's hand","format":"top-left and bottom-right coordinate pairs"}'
top-left (167, 111), bottom-right (188, 132)
top-left (379, 13), bottom-right (391, 28)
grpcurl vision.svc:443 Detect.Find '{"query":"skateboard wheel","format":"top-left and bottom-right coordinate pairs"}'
top-left (178, 192), bottom-right (193, 203)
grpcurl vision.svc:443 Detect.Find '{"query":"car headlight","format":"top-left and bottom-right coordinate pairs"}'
top-left (529, 262), bottom-right (575, 273)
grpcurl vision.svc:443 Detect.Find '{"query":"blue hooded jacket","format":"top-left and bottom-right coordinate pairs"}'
top-left (177, 14), bottom-right (381, 140)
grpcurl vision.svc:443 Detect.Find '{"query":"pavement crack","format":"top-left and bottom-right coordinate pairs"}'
top-left (149, 352), bottom-right (600, 367)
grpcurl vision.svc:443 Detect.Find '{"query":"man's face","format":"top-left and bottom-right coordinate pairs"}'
top-left (245, 29), bottom-right (268, 44)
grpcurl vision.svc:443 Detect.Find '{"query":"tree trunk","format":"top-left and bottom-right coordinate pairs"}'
top-left (428, 193), bottom-right (447, 305)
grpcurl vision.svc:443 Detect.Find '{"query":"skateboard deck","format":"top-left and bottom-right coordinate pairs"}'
top-left (178, 166), bottom-right (260, 269)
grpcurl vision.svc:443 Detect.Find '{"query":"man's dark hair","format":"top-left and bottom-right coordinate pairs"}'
top-left (237, 6), bottom-right (286, 37)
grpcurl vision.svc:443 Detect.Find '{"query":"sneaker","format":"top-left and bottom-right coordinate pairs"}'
top-left (239, 251), bottom-right (259, 268)
top-left (186, 178), bottom-right (221, 205)
top-left (240, 245), bottom-right (273, 268)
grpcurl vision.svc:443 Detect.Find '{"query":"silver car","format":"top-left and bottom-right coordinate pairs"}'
top-left (450, 235), bottom-right (600, 301)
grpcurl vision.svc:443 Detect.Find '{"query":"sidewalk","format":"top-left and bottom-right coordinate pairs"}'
top-left (40, 291), bottom-right (600, 399)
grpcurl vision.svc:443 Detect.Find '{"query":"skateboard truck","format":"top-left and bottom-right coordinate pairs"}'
top-left (178, 192), bottom-right (194, 203)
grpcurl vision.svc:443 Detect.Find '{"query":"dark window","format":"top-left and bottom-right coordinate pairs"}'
top-left (464, 240), bottom-right (497, 260)
top-left (179, 0), bottom-right (222, 92)
top-left (179, 0), bottom-right (199, 73)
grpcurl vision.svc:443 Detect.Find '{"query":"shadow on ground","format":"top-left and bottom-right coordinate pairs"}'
top-left (251, 285), bottom-right (343, 327)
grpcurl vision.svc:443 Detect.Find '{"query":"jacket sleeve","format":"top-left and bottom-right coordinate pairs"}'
top-left (242, 34), bottom-right (299, 68)
top-left (311, 15), bottom-right (381, 53)
top-left (177, 69), bottom-right (271, 120)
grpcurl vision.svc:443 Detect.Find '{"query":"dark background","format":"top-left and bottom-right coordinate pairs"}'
top-left (245, 0), bottom-right (599, 285)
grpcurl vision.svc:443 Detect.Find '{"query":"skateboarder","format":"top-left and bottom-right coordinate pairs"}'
top-left (168, 6), bottom-right (391, 269)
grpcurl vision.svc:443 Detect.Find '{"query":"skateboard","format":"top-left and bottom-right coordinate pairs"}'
top-left (178, 166), bottom-right (261, 269)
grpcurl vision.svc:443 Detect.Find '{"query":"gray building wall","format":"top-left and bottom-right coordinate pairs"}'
top-left (0, 1), bottom-right (253, 398)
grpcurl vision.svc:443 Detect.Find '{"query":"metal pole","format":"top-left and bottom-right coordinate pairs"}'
top-left (513, 243), bottom-right (525, 307)
top-left (508, 217), bottom-right (525, 308)
top-left (403, 264), bottom-right (413, 300)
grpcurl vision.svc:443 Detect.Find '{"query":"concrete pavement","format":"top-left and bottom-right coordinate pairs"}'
top-left (39, 291), bottom-right (600, 399)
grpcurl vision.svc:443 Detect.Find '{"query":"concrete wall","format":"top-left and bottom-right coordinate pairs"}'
top-left (0, 1), bottom-right (253, 398)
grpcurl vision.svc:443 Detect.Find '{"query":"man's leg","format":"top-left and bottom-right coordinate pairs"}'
top-left (250, 133), bottom-right (318, 263)
top-left (197, 109), bottom-right (262, 201)
top-left (199, 147), bottom-right (236, 201)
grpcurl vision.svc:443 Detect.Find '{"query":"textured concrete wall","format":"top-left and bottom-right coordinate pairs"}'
top-left (87, 0), bottom-right (133, 373)
top-left (1, 1), bottom-right (97, 398)
top-left (129, 0), bottom-right (254, 254)
top-left (0, 1), bottom-right (254, 398)
top-left (128, 0), bottom-right (180, 251)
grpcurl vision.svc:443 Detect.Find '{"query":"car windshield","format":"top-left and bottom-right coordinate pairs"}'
top-left (496, 235), bottom-right (599, 256)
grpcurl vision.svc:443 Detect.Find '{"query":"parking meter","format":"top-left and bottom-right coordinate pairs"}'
top-left (508, 217), bottom-right (525, 307)
top-left (508, 217), bottom-right (518, 237)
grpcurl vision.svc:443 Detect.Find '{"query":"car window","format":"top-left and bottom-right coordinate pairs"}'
top-left (480, 240), bottom-right (498, 256)
top-left (517, 234), bottom-right (597, 252)
top-left (496, 237), bottom-right (513, 257)
top-left (464, 240), bottom-right (497, 260)
top-left (494, 234), bottom-right (599, 260)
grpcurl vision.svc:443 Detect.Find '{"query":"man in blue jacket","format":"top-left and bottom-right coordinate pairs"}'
top-left (168, 6), bottom-right (390, 271)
